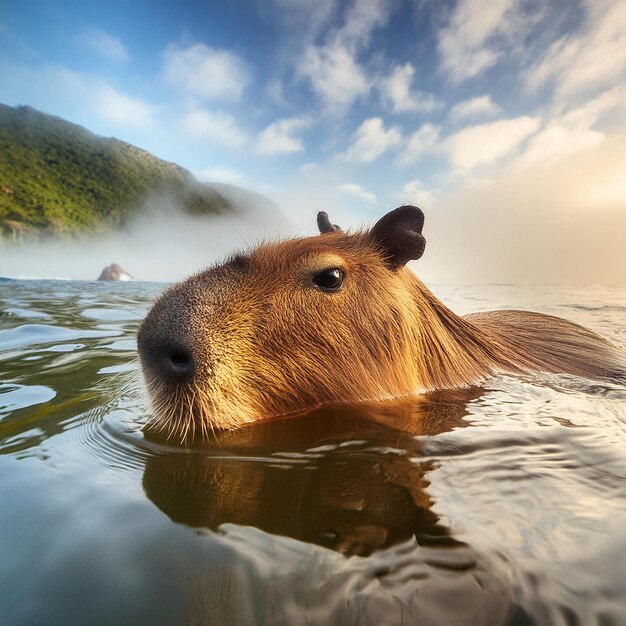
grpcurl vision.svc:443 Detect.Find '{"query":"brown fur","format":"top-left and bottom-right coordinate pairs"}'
top-left (137, 224), bottom-right (624, 438)
top-left (142, 395), bottom-right (474, 556)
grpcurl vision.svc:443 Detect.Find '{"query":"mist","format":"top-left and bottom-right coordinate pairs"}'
top-left (0, 188), bottom-right (295, 283)
top-left (414, 134), bottom-right (626, 287)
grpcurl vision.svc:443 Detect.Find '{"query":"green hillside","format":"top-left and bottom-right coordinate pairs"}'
top-left (0, 104), bottom-right (231, 238)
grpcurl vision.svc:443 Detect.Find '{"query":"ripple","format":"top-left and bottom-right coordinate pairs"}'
top-left (43, 343), bottom-right (85, 353)
top-left (0, 383), bottom-right (56, 417)
top-left (81, 308), bottom-right (145, 322)
top-left (64, 400), bottom-right (152, 473)
top-left (0, 324), bottom-right (119, 351)
top-left (3, 307), bottom-right (52, 319)
top-left (98, 363), bottom-right (139, 374)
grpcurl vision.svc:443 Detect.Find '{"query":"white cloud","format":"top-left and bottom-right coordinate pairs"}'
top-left (418, 134), bottom-right (626, 286)
top-left (438, 0), bottom-right (533, 82)
top-left (416, 86), bottom-right (626, 286)
top-left (450, 95), bottom-right (501, 119)
top-left (342, 117), bottom-right (402, 163)
top-left (273, 0), bottom-right (391, 49)
top-left (519, 86), bottom-right (626, 166)
top-left (526, 0), bottom-right (626, 98)
top-left (381, 63), bottom-right (442, 114)
top-left (339, 0), bottom-right (394, 49)
top-left (94, 85), bottom-right (157, 128)
top-left (296, 0), bottom-right (395, 113)
top-left (396, 123), bottom-right (440, 166)
top-left (77, 27), bottom-right (129, 63)
top-left (444, 116), bottom-right (540, 170)
top-left (192, 167), bottom-right (244, 183)
top-left (338, 183), bottom-right (377, 204)
top-left (181, 109), bottom-right (247, 148)
top-left (398, 179), bottom-right (437, 207)
top-left (163, 43), bottom-right (250, 102)
top-left (520, 124), bottom-right (604, 171)
top-left (298, 41), bottom-right (370, 112)
top-left (0, 59), bottom-right (158, 132)
top-left (256, 116), bottom-right (312, 155)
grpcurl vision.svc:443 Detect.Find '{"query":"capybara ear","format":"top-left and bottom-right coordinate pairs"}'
top-left (317, 211), bottom-right (343, 234)
top-left (369, 205), bottom-right (426, 268)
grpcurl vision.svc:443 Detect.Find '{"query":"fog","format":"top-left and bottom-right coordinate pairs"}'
top-left (417, 134), bottom-right (626, 287)
top-left (0, 187), bottom-right (296, 283)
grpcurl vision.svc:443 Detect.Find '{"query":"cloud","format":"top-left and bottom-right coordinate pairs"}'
top-left (519, 87), bottom-right (626, 167)
top-left (398, 179), bottom-right (437, 207)
top-left (342, 117), bottom-right (402, 163)
top-left (256, 116), bottom-right (312, 155)
top-left (273, 0), bottom-right (391, 48)
top-left (396, 123), bottom-right (440, 166)
top-left (380, 63), bottom-right (442, 114)
top-left (526, 0), bottom-right (626, 98)
top-left (296, 0), bottom-right (395, 113)
top-left (180, 109), bottom-right (247, 148)
top-left (450, 95), bottom-right (501, 119)
top-left (444, 116), bottom-right (540, 170)
top-left (77, 27), bottom-right (129, 63)
top-left (192, 167), bottom-right (244, 183)
top-left (438, 0), bottom-right (535, 82)
top-left (298, 41), bottom-right (370, 112)
top-left (339, 0), bottom-right (394, 49)
top-left (337, 183), bottom-right (377, 204)
top-left (418, 133), bottom-right (626, 286)
top-left (163, 43), bottom-right (250, 102)
top-left (93, 85), bottom-right (158, 129)
top-left (0, 60), bottom-right (159, 133)
top-left (414, 83), bottom-right (626, 286)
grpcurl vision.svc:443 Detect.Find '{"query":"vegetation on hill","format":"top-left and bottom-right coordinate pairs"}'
top-left (0, 104), bottom-right (231, 238)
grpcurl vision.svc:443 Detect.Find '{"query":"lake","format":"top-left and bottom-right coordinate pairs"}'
top-left (1, 279), bottom-right (625, 625)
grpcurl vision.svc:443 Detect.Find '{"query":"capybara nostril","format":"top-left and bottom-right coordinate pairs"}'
top-left (166, 347), bottom-right (193, 376)
top-left (140, 340), bottom-right (195, 380)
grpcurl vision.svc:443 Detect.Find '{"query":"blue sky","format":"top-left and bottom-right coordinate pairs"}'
top-left (1, 0), bottom-right (625, 284)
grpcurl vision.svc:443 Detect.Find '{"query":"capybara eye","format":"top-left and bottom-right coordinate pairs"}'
top-left (312, 268), bottom-right (344, 292)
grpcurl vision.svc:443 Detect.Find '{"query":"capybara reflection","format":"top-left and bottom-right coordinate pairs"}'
top-left (137, 205), bottom-right (624, 438)
top-left (142, 394), bottom-right (475, 556)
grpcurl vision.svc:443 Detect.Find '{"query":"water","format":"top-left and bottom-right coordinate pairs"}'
top-left (1, 279), bottom-right (625, 625)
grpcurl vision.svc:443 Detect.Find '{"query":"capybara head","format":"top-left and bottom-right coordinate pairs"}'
top-left (137, 206), bottom-right (435, 437)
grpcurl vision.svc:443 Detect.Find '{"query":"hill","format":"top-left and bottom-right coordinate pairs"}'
top-left (0, 104), bottom-right (233, 238)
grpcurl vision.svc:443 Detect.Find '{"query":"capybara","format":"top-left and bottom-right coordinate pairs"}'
top-left (137, 206), bottom-right (624, 438)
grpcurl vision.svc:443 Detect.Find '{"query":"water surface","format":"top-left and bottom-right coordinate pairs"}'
top-left (1, 279), bottom-right (625, 625)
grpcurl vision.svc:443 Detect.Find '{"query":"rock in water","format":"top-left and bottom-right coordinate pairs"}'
top-left (97, 263), bottom-right (133, 281)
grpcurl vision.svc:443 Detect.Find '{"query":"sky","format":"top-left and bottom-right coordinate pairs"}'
top-left (1, 0), bottom-right (625, 284)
